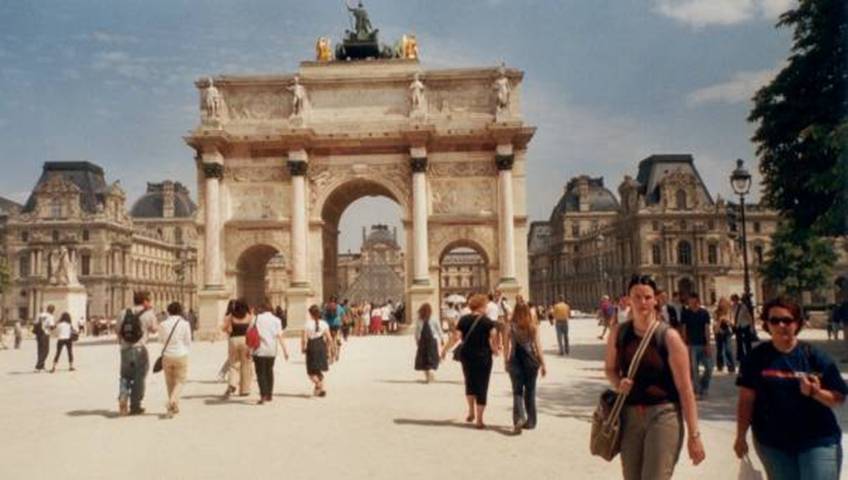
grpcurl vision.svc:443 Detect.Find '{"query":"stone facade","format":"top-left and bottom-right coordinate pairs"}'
top-left (439, 249), bottom-right (488, 298)
top-left (0, 162), bottom-right (198, 322)
top-left (187, 58), bottom-right (535, 331)
top-left (336, 225), bottom-right (405, 304)
top-left (530, 155), bottom-right (789, 311)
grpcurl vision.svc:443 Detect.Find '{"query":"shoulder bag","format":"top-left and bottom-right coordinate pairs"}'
top-left (245, 318), bottom-right (261, 351)
top-left (590, 319), bottom-right (661, 461)
top-left (452, 315), bottom-right (482, 362)
top-left (153, 320), bottom-right (181, 374)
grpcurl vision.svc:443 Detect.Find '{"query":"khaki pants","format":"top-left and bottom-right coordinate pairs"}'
top-left (228, 337), bottom-right (253, 395)
top-left (162, 355), bottom-right (188, 408)
top-left (620, 403), bottom-right (683, 480)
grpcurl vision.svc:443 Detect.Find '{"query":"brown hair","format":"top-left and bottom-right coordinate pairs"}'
top-left (468, 293), bottom-right (488, 312)
top-left (761, 296), bottom-right (804, 334)
top-left (512, 303), bottom-right (536, 337)
top-left (418, 302), bottom-right (432, 320)
top-left (133, 290), bottom-right (151, 306)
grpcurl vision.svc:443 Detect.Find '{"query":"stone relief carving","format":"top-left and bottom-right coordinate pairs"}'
top-left (229, 185), bottom-right (285, 220)
top-left (427, 161), bottom-right (496, 178)
top-left (226, 90), bottom-right (286, 120)
top-left (224, 166), bottom-right (289, 182)
top-left (431, 178), bottom-right (494, 214)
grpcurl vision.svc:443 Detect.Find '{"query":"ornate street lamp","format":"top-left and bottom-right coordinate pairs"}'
top-left (597, 234), bottom-right (606, 299)
top-left (730, 159), bottom-right (752, 301)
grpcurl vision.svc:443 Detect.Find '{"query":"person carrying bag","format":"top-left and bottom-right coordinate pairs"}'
top-left (591, 319), bottom-right (660, 460)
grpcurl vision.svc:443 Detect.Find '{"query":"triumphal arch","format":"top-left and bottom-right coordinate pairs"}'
top-left (186, 21), bottom-right (535, 332)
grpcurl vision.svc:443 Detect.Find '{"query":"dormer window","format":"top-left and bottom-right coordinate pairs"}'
top-left (50, 198), bottom-right (63, 218)
top-left (675, 189), bottom-right (687, 210)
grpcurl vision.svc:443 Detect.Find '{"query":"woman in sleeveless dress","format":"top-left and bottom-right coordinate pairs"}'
top-left (414, 303), bottom-right (444, 383)
top-left (302, 304), bottom-right (332, 397)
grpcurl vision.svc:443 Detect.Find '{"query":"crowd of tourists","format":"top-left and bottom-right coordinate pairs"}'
top-left (9, 276), bottom-right (848, 479)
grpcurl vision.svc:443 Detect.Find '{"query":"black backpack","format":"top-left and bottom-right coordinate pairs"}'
top-left (120, 308), bottom-right (146, 344)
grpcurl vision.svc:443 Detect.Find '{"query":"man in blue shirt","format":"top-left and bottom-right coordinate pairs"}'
top-left (681, 293), bottom-right (713, 398)
top-left (324, 296), bottom-right (343, 361)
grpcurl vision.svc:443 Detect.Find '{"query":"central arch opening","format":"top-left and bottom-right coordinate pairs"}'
top-left (321, 178), bottom-right (407, 305)
top-left (236, 245), bottom-right (287, 308)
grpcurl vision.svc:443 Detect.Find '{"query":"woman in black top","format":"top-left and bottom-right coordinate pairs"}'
top-left (442, 293), bottom-right (500, 429)
top-left (604, 275), bottom-right (705, 479)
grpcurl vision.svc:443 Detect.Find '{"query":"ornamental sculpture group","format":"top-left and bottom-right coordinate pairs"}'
top-left (48, 246), bottom-right (80, 287)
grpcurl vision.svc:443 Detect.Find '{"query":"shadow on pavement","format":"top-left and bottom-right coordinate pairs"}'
top-left (273, 393), bottom-right (313, 399)
top-left (377, 379), bottom-right (463, 385)
top-left (65, 409), bottom-right (122, 419)
top-left (393, 418), bottom-right (515, 436)
top-left (543, 342), bottom-right (607, 363)
top-left (536, 379), bottom-right (608, 423)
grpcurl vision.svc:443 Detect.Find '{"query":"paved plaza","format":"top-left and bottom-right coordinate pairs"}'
top-left (1, 319), bottom-right (846, 480)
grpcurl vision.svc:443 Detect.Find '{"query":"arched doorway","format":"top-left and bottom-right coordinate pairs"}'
top-left (320, 178), bottom-right (408, 304)
top-left (438, 243), bottom-right (490, 305)
top-left (236, 245), bottom-right (283, 308)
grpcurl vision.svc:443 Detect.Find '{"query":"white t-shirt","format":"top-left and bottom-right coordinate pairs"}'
top-left (37, 312), bottom-right (55, 331)
top-left (485, 301), bottom-right (499, 321)
top-left (55, 322), bottom-right (73, 340)
top-left (304, 319), bottom-right (330, 340)
top-left (254, 312), bottom-right (282, 357)
top-left (381, 306), bottom-right (391, 321)
top-left (158, 316), bottom-right (192, 357)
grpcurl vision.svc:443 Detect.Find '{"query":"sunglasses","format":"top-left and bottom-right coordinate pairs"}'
top-left (767, 316), bottom-right (797, 326)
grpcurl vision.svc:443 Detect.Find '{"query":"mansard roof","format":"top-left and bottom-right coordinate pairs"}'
top-left (635, 154), bottom-right (714, 205)
top-left (551, 176), bottom-right (620, 218)
top-left (0, 196), bottom-right (22, 216)
top-left (130, 181), bottom-right (197, 219)
top-left (22, 161), bottom-right (109, 214)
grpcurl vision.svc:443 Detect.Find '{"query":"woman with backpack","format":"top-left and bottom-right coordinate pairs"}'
top-left (302, 304), bottom-right (333, 397)
top-left (414, 302), bottom-right (444, 383)
top-left (504, 303), bottom-right (546, 434)
top-left (734, 296), bottom-right (847, 479)
top-left (50, 312), bottom-right (77, 373)
top-left (604, 274), bottom-right (705, 479)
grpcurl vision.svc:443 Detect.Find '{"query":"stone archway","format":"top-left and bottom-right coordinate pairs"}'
top-left (438, 241), bottom-right (491, 302)
top-left (235, 244), bottom-right (281, 308)
top-left (187, 60), bottom-right (535, 333)
top-left (319, 177), bottom-right (407, 302)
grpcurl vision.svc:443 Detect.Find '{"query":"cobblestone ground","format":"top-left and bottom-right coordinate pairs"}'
top-left (1, 319), bottom-right (846, 479)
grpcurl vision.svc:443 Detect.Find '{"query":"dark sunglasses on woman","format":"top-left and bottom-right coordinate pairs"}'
top-left (766, 316), bottom-right (797, 326)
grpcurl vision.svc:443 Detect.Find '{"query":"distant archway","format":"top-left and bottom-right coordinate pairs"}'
top-left (438, 241), bottom-right (490, 304)
top-left (236, 245), bottom-right (281, 308)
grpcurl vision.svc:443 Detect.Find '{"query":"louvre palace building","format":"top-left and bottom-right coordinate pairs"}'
top-left (0, 162), bottom-right (198, 322)
top-left (528, 154), bottom-right (848, 311)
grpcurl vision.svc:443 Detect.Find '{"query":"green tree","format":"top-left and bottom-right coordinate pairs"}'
top-left (760, 222), bottom-right (837, 297)
top-left (749, 0), bottom-right (848, 236)
top-left (0, 258), bottom-right (9, 295)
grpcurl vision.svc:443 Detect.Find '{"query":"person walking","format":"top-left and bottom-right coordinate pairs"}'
top-left (681, 293), bottom-right (714, 398)
top-left (33, 305), bottom-right (56, 372)
top-left (323, 296), bottom-right (343, 360)
top-left (50, 312), bottom-right (77, 372)
top-left (504, 303), bottom-right (546, 434)
top-left (735, 296), bottom-right (847, 480)
top-left (222, 299), bottom-right (253, 397)
top-left (414, 303), bottom-right (444, 383)
top-left (116, 291), bottom-right (159, 415)
top-left (597, 295), bottom-right (615, 340)
top-left (158, 302), bottom-right (191, 417)
top-left (713, 297), bottom-right (736, 373)
top-left (441, 293), bottom-right (500, 429)
top-left (13, 320), bottom-right (22, 349)
top-left (604, 274), bottom-right (705, 479)
top-left (217, 300), bottom-right (236, 382)
top-left (302, 304), bottom-right (332, 397)
top-left (552, 296), bottom-right (571, 356)
top-left (732, 293), bottom-right (755, 364)
top-left (252, 301), bottom-right (289, 404)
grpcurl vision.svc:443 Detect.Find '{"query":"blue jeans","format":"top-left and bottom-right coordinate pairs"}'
top-left (715, 333), bottom-right (735, 372)
top-left (689, 346), bottom-right (713, 395)
top-left (507, 361), bottom-right (538, 428)
top-left (120, 346), bottom-right (149, 411)
top-left (555, 321), bottom-right (569, 355)
top-left (755, 440), bottom-right (842, 480)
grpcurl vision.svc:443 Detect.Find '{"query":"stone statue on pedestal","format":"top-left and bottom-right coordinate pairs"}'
top-left (288, 75), bottom-right (307, 119)
top-left (49, 246), bottom-right (80, 287)
top-left (492, 63), bottom-right (511, 116)
top-left (202, 77), bottom-right (224, 121)
top-left (409, 72), bottom-right (425, 117)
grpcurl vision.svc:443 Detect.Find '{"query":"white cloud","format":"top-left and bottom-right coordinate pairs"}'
top-left (89, 30), bottom-right (140, 45)
top-left (686, 64), bottom-right (782, 106)
top-left (654, 0), bottom-right (796, 28)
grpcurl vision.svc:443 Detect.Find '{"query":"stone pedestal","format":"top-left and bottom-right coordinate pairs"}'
top-left (42, 285), bottom-right (87, 323)
top-left (197, 288), bottom-right (230, 340)
top-left (286, 287), bottom-right (313, 329)
top-left (496, 279), bottom-right (521, 304)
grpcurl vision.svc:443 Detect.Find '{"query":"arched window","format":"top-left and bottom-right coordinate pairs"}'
top-left (707, 244), bottom-right (718, 265)
top-left (19, 254), bottom-right (31, 277)
top-left (50, 198), bottom-right (62, 218)
top-left (677, 241), bottom-right (692, 265)
top-left (174, 227), bottom-right (183, 245)
top-left (675, 189), bottom-right (687, 210)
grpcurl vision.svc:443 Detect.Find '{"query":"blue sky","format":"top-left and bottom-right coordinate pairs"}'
top-left (0, 0), bottom-right (795, 252)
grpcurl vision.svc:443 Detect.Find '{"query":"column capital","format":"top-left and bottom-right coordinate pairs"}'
top-left (495, 154), bottom-right (515, 171)
top-left (410, 156), bottom-right (428, 173)
top-left (202, 163), bottom-right (224, 179)
top-left (287, 160), bottom-right (308, 176)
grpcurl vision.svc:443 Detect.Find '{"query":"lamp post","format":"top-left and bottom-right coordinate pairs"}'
top-left (597, 234), bottom-right (606, 299)
top-left (730, 159), bottom-right (752, 301)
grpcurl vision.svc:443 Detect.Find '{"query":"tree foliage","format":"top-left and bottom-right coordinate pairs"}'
top-left (749, 0), bottom-right (848, 236)
top-left (760, 222), bottom-right (837, 297)
top-left (0, 258), bottom-right (9, 295)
